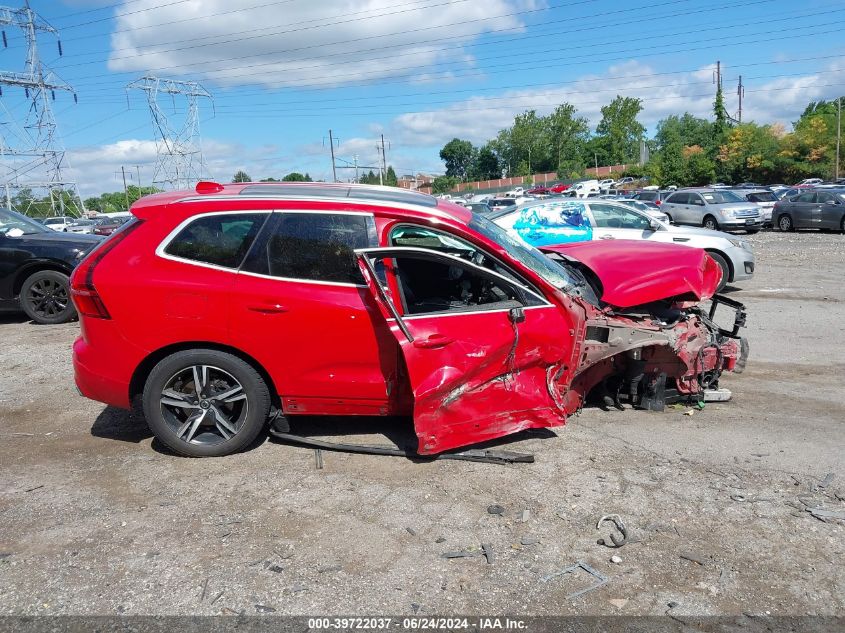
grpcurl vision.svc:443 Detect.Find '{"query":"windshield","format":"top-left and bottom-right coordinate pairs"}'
top-left (747, 192), bottom-right (777, 202)
top-left (0, 208), bottom-right (48, 235)
top-left (469, 213), bottom-right (580, 291)
top-left (701, 190), bottom-right (744, 204)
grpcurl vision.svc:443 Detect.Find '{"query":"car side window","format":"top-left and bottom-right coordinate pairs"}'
top-left (796, 192), bottom-right (816, 203)
top-left (816, 192), bottom-right (838, 204)
top-left (590, 204), bottom-right (652, 230)
top-left (381, 254), bottom-right (529, 316)
top-left (164, 213), bottom-right (268, 269)
top-left (688, 194), bottom-right (705, 206)
top-left (242, 212), bottom-right (377, 284)
top-left (665, 192), bottom-right (687, 204)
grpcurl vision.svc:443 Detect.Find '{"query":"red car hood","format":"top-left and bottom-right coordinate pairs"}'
top-left (540, 240), bottom-right (721, 308)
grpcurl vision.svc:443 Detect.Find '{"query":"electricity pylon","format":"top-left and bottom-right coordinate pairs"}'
top-left (126, 76), bottom-right (213, 190)
top-left (0, 0), bottom-right (84, 216)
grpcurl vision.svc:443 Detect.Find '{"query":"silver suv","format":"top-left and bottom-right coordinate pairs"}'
top-left (661, 188), bottom-right (762, 233)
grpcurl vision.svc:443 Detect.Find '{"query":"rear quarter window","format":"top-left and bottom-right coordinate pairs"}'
top-left (164, 213), bottom-right (268, 269)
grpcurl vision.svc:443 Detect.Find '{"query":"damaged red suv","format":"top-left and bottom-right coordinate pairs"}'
top-left (72, 182), bottom-right (748, 457)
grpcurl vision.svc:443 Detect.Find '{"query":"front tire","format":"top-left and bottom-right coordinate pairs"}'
top-left (778, 214), bottom-right (794, 232)
top-left (142, 349), bottom-right (271, 457)
top-left (707, 251), bottom-right (731, 292)
top-left (20, 270), bottom-right (76, 324)
top-left (703, 215), bottom-right (719, 231)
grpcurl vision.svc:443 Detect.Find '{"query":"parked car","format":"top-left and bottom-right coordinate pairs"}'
top-left (598, 179), bottom-right (615, 191)
top-left (566, 180), bottom-right (600, 198)
top-left (630, 190), bottom-right (670, 206)
top-left (732, 189), bottom-right (778, 225)
top-left (526, 185), bottom-right (551, 195)
top-left (615, 176), bottom-right (635, 188)
top-left (775, 187), bottom-right (800, 200)
top-left (490, 199), bottom-right (754, 291)
top-left (505, 187), bottom-right (524, 197)
top-left (487, 197), bottom-right (518, 212)
top-left (548, 183), bottom-right (570, 193)
top-left (65, 219), bottom-right (98, 234)
top-left (71, 181), bottom-right (747, 458)
top-left (796, 178), bottom-right (823, 187)
top-left (466, 202), bottom-right (492, 214)
top-left (660, 188), bottom-right (762, 232)
top-left (42, 216), bottom-right (75, 232)
top-left (772, 188), bottom-right (845, 232)
top-left (0, 207), bottom-right (101, 324)
top-left (93, 215), bottom-right (132, 236)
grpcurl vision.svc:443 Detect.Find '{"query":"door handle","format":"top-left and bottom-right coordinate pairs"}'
top-left (247, 303), bottom-right (288, 314)
top-left (598, 235), bottom-right (615, 240)
top-left (413, 334), bottom-right (453, 349)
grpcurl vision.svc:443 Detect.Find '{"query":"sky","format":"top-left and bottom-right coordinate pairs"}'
top-left (1, 0), bottom-right (844, 197)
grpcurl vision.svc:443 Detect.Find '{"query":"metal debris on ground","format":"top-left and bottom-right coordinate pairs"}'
top-left (267, 564), bottom-right (285, 573)
top-left (199, 578), bottom-right (208, 602)
top-left (487, 504), bottom-right (505, 515)
top-left (816, 473), bottom-right (834, 489)
top-left (596, 514), bottom-right (628, 548)
top-left (520, 509), bottom-right (530, 522)
top-left (435, 536), bottom-right (446, 543)
top-left (210, 591), bottom-right (224, 605)
top-left (520, 536), bottom-right (540, 546)
top-left (406, 527), bottom-right (417, 536)
top-left (679, 551), bottom-right (707, 566)
top-left (254, 604), bottom-right (276, 613)
top-left (314, 448), bottom-right (323, 469)
top-left (540, 561), bottom-right (609, 599)
top-left (482, 543), bottom-right (494, 564)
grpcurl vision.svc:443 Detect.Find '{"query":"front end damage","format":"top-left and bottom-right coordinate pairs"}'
top-left (541, 241), bottom-right (749, 413)
top-left (560, 296), bottom-right (748, 413)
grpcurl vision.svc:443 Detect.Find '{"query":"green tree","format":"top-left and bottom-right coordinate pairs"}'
top-left (281, 172), bottom-right (311, 181)
top-left (431, 175), bottom-right (459, 194)
top-left (547, 103), bottom-right (590, 175)
top-left (232, 170), bottom-right (252, 182)
top-left (469, 143), bottom-right (500, 180)
top-left (593, 96), bottom-right (646, 165)
top-left (439, 138), bottom-right (474, 180)
top-left (260, 177), bottom-right (280, 182)
top-left (385, 166), bottom-right (398, 186)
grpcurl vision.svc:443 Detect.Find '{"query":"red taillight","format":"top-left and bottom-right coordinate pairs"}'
top-left (655, 199), bottom-right (662, 206)
top-left (71, 220), bottom-right (141, 319)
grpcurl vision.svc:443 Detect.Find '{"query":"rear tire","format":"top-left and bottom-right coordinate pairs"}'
top-left (703, 215), bottom-right (719, 231)
top-left (663, 213), bottom-right (673, 223)
top-left (20, 270), bottom-right (76, 324)
top-left (706, 251), bottom-right (730, 292)
top-left (142, 349), bottom-right (271, 457)
top-left (778, 214), bottom-right (794, 231)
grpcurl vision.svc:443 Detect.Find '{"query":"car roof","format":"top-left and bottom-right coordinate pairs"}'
top-left (130, 181), bottom-right (472, 224)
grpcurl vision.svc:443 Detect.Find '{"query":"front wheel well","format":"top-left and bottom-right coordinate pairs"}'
top-left (704, 249), bottom-right (733, 282)
top-left (128, 342), bottom-right (280, 409)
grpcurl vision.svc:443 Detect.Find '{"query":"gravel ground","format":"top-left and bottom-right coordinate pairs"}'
top-left (0, 230), bottom-right (843, 618)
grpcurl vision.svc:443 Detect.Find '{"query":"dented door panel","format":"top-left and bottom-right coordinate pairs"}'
top-left (357, 248), bottom-right (578, 455)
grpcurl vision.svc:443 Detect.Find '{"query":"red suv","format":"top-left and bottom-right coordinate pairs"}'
top-left (72, 182), bottom-right (748, 457)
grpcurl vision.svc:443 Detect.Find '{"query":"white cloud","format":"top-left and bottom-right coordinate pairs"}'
top-left (108, 0), bottom-right (542, 88)
top-left (388, 59), bottom-right (845, 150)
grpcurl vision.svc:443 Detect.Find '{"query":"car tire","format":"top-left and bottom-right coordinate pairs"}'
top-left (663, 213), bottom-right (673, 223)
top-left (778, 214), bottom-right (794, 231)
top-left (706, 251), bottom-right (730, 292)
top-left (142, 349), bottom-right (271, 458)
top-left (703, 215), bottom-right (719, 231)
top-left (20, 270), bottom-right (77, 325)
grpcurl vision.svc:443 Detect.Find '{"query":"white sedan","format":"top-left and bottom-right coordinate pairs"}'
top-left (490, 199), bottom-right (755, 290)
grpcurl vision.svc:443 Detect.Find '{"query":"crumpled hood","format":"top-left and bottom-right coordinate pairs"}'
top-left (541, 240), bottom-right (721, 308)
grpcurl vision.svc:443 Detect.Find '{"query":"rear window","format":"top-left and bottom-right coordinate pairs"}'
top-left (243, 212), bottom-right (377, 285)
top-left (665, 192), bottom-right (688, 204)
top-left (747, 192), bottom-right (776, 202)
top-left (164, 213), bottom-right (268, 269)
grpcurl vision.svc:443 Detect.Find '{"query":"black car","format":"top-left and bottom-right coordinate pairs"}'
top-left (0, 207), bottom-right (101, 324)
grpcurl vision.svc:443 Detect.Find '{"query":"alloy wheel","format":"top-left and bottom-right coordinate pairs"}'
top-left (25, 278), bottom-right (69, 319)
top-left (159, 364), bottom-right (249, 446)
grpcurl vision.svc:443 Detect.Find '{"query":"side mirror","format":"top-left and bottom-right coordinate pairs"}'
top-left (508, 306), bottom-right (526, 324)
top-left (649, 219), bottom-right (659, 231)
top-left (826, 199), bottom-right (838, 205)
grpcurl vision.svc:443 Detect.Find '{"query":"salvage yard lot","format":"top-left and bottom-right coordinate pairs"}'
top-left (0, 231), bottom-right (843, 616)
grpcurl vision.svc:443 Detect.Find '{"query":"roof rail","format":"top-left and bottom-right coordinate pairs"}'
top-left (238, 183), bottom-right (438, 207)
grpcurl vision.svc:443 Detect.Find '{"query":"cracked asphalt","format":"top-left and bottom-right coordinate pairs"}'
top-left (0, 230), bottom-right (843, 617)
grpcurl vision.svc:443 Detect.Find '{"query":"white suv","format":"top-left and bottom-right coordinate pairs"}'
top-left (42, 216), bottom-right (75, 231)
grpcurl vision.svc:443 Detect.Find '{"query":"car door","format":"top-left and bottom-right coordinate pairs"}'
top-left (791, 192), bottom-right (817, 228)
top-left (815, 192), bottom-right (843, 228)
top-left (663, 192), bottom-right (689, 223)
top-left (231, 210), bottom-right (399, 415)
top-left (355, 247), bottom-right (574, 455)
top-left (587, 203), bottom-right (656, 242)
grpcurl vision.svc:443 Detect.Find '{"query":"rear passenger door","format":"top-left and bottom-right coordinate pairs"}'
top-left (791, 192), bottom-right (817, 228)
top-left (662, 193), bottom-right (689, 223)
top-left (815, 192), bottom-right (843, 228)
top-left (232, 211), bottom-right (399, 415)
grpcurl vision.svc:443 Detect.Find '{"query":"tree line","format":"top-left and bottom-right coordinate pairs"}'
top-left (436, 89), bottom-right (845, 191)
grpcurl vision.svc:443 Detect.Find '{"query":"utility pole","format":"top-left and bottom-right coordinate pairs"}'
top-left (0, 0), bottom-right (84, 217)
top-left (120, 166), bottom-right (129, 209)
top-left (715, 60), bottom-right (721, 89)
top-left (327, 129), bottom-right (338, 182)
top-left (376, 134), bottom-right (389, 185)
top-left (134, 164), bottom-right (142, 191)
top-left (836, 97), bottom-right (841, 180)
top-left (353, 154), bottom-right (359, 183)
top-left (594, 153), bottom-right (598, 177)
top-left (737, 75), bottom-right (744, 123)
